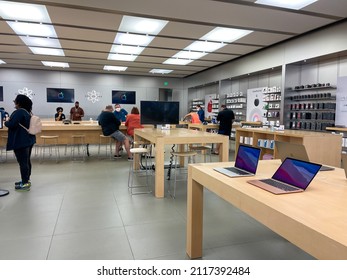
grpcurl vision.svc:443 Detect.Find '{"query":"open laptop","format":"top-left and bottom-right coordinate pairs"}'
top-left (248, 157), bottom-right (322, 194)
top-left (213, 144), bottom-right (261, 177)
top-left (275, 141), bottom-right (334, 171)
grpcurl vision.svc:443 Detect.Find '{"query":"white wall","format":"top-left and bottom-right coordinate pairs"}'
top-left (0, 69), bottom-right (184, 119)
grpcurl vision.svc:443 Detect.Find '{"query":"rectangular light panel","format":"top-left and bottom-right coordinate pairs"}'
top-left (255, 0), bottom-right (318, 10)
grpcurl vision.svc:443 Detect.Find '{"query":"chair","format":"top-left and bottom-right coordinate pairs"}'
top-left (70, 135), bottom-right (86, 161)
top-left (98, 135), bottom-right (113, 159)
top-left (128, 147), bottom-right (152, 195)
top-left (40, 135), bottom-right (60, 163)
top-left (168, 149), bottom-right (197, 198)
top-left (189, 144), bottom-right (212, 162)
top-left (0, 135), bottom-right (8, 162)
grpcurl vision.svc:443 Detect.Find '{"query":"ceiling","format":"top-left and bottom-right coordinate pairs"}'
top-left (0, 0), bottom-right (346, 78)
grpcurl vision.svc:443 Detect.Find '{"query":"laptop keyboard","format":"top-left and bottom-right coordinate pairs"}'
top-left (260, 179), bottom-right (298, 192)
top-left (226, 167), bottom-right (249, 175)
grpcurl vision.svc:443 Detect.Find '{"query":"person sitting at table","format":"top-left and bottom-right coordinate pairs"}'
top-left (113, 104), bottom-right (128, 122)
top-left (125, 106), bottom-right (143, 141)
top-left (183, 109), bottom-right (201, 124)
top-left (55, 107), bottom-right (66, 121)
top-left (98, 105), bottom-right (133, 160)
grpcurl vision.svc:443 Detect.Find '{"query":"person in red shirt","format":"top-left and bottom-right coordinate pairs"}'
top-left (125, 106), bottom-right (144, 139)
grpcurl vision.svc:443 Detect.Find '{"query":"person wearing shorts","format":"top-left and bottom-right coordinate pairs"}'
top-left (98, 105), bottom-right (133, 160)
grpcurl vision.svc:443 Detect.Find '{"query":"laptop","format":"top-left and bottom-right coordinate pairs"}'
top-left (275, 141), bottom-right (334, 171)
top-left (247, 157), bottom-right (322, 194)
top-left (213, 144), bottom-right (261, 177)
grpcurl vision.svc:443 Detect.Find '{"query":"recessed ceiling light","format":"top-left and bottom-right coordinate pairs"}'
top-left (173, 51), bottom-right (206, 60)
top-left (186, 41), bottom-right (225, 52)
top-left (119, 16), bottom-right (168, 35)
top-left (163, 58), bottom-right (191, 65)
top-left (114, 33), bottom-right (154, 46)
top-left (202, 27), bottom-right (252, 43)
top-left (7, 22), bottom-right (57, 37)
top-left (255, 0), bottom-right (318, 10)
top-left (0, 59), bottom-right (6, 64)
top-left (150, 69), bottom-right (173, 74)
top-left (110, 45), bottom-right (145, 55)
top-left (20, 36), bottom-right (62, 48)
top-left (30, 47), bottom-right (64, 56)
top-left (42, 61), bottom-right (69, 68)
top-left (107, 53), bottom-right (137, 61)
top-left (103, 65), bottom-right (128, 71)
top-left (0, 1), bottom-right (51, 22)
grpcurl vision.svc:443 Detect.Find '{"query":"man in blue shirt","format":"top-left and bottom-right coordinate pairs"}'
top-left (113, 104), bottom-right (128, 122)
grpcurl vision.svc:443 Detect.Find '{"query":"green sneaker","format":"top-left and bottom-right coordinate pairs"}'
top-left (15, 182), bottom-right (31, 191)
top-left (15, 181), bottom-right (31, 187)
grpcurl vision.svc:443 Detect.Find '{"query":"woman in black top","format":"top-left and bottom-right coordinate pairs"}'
top-left (5, 94), bottom-right (36, 191)
top-left (55, 107), bottom-right (66, 121)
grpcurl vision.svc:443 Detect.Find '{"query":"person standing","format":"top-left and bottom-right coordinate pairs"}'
top-left (70, 101), bottom-right (84, 121)
top-left (125, 106), bottom-right (143, 139)
top-left (113, 104), bottom-right (128, 122)
top-left (0, 107), bottom-right (9, 120)
top-left (196, 104), bottom-right (205, 123)
top-left (5, 94), bottom-right (36, 191)
top-left (55, 106), bottom-right (66, 121)
top-left (98, 105), bottom-right (133, 160)
top-left (213, 104), bottom-right (234, 155)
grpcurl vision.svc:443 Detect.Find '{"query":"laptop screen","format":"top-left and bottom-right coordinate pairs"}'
top-left (235, 145), bottom-right (261, 174)
top-left (272, 157), bottom-right (322, 190)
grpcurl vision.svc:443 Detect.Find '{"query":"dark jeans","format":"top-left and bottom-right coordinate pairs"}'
top-left (14, 145), bottom-right (33, 184)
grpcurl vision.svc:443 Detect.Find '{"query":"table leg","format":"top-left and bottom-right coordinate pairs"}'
top-left (154, 138), bottom-right (165, 198)
top-left (219, 136), bottom-right (229, 162)
top-left (186, 165), bottom-right (204, 259)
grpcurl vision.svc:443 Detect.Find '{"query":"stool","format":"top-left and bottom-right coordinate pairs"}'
top-left (189, 145), bottom-right (212, 162)
top-left (168, 150), bottom-right (197, 198)
top-left (0, 135), bottom-right (8, 162)
top-left (70, 135), bottom-right (86, 161)
top-left (98, 135), bottom-right (113, 159)
top-left (128, 147), bottom-right (152, 195)
top-left (40, 135), bottom-right (60, 163)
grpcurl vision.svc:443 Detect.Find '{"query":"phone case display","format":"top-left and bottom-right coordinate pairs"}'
top-left (211, 96), bottom-right (219, 117)
top-left (226, 91), bottom-right (246, 125)
top-left (262, 86), bottom-right (281, 126)
top-left (285, 83), bottom-right (336, 131)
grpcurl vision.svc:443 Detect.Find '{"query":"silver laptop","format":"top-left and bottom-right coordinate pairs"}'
top-left (275, 141), bottom-right (334, 171)
top-left (248, 157), bottom-right (322, 194)
top-left (214, 144), bottom-right (261, 177)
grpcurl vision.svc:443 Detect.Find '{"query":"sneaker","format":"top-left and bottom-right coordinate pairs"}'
top-left (128, 157), bottom-right (133, 161)
top-left (15, 182), bottom-right (31, 191)
top-left (15, 181), bottom-right (31, 187)
top-left (114, 155), bottom-right (121, 159)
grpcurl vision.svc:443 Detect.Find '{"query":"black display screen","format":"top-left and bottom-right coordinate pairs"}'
top-left (140, 101), bottom-right (180, 125)
top-left (0, 86), bottom-right (3, 101)
top-left (112, 90), bottom-right (136, 104)
top-left (47, 88), bottom-right (75, 103)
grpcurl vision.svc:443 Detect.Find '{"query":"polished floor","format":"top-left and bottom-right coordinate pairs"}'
top-left (0, 145), bottom-right (314, 260)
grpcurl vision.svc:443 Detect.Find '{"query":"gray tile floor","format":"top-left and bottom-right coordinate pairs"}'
top-left (0, 145), bottom-right (314, 260)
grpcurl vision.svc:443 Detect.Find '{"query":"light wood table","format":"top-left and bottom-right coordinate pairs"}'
top-left (134, 127), bottom-right (229, 198)
top-left (188, 123), bottom-right (219, 132)
top-left (186, 159), bottom-right (347, 259)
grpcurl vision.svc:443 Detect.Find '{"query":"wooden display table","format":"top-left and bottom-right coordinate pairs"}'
top-left (236, 127), bottom-right (342, 167)
top-left (134, 127), bottom-right (229, 198)
top-left (186, 160), bottom-right (347, 259)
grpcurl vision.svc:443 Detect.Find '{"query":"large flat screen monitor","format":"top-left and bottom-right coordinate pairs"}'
top-left (0, 86), bottom-right (3, 101)
top-left (47, 88), bottom-right (75, 103)
top-left (112, 90), bottom-right (136, 104)
top-left (0, 111), bottom-right (2, 128)
top-left (140, 101), bottom-right (180, 125)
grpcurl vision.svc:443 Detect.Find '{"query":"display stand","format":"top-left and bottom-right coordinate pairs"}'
top-left (0, 189), bottom-right (9, 197)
